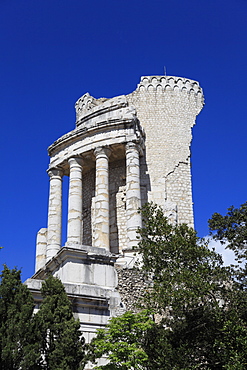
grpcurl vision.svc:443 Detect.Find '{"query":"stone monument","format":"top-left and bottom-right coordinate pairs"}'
top-left (26, 75), bottom-right (204, 345)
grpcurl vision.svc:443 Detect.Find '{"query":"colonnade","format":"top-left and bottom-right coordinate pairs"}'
top-left (46, 142), bottom-right (142, 261)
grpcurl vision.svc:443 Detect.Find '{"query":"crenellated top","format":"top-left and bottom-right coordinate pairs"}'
top-left (138, 75), bottom-right (203, 98)
top-left (75, 93), bottom-right (108, 123)
top-left (137, 75), bottom-right (202, 93)
top-left (74, 94), bottom-right (135, 127)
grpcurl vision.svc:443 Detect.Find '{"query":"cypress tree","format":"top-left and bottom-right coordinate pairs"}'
top-left (0, 265), bottom-right (36, 370)
top-left (34, 275), bottom-right (85, 370)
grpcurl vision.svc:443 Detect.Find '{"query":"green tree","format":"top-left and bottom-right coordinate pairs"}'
top-left (136, 203), bottom-right (236, 369)
top-left (208, 201), bottom-right (247, 289)
top-left (138, 203), bottom-right (230, 319)
top-left (33, 275), bottom-right (85, 370)
top-left (0, 265), bottom-right (38, 370)
top-left (208, 201), bottom-right (247, 261)
top-left (88, 203), bottom-right (247, 369)
top-left (87, 310), bottom-right (154, 370)
top-left (208, 202), bottom-right (247, 368)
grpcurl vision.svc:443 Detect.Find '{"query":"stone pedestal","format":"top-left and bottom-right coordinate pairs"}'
top-left (28, 244), bottom-right (122, 358)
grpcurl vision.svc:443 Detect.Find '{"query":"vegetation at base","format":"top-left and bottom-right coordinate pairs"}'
top-left (0, 268), bottom-right (85, 370)
top-left (208, 201), bottom-right (247, 261)
top-left (1, 202), bottom-right (247, 369)
top-left (0, 266), bottom-right (35, 369)
top-left (209, 201), bottom-right (247, 286)
top-left (87, 203), bottom-right (247, 369)
top-left (33, 275), bottom-right (85, 369)
top-left (86, 310), bottom-right (154, 370)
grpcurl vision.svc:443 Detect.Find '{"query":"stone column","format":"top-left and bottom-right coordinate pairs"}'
top-left (35, 228), bottom-right (47, 271)
top-left (94, 147), bottom-right (111, 250)
top-left (125, 142), bottom-right (142, 250)
top-left (46, 167), bottom-right (63, 262)
top-left (67, 157), bottom-right (83, 245)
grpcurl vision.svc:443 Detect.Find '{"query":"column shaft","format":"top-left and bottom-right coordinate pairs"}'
top-left (35, 228), bottom-right (47, 271)
top-left (94, 147), bottom-right (111, 250)
top-left (67, 157), bottom-right (83, 245)
top-left (126, 142), bottom-right (142, 250)
top-left (46, 168), bottom-right (63, 261)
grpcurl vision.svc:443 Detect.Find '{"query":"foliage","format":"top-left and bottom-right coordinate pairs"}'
top-left (0, 265), bottom-right (37, 370)
top-left (208, 201), bottom-right (247, 368)
top-left (89, 203), bottom-right (247, 369)
top-left (135, 203), bottom-right (238, 368)
top-left (137, 203), bottom-right (230, 319)
top-left (214, 300), bottom-right (247, 369)
top-left (0, 268), bottom-right (86, 370)
top-left (208, 201), bottom-right (247, 261)
top-left (86, 310), bottom-right (154, 369)
top-left (209, 201), bottom-right (247, 287)
top-left (33, 275), bottom-right (85, 369)
top-left (138, 203), bottom-right (247, 369)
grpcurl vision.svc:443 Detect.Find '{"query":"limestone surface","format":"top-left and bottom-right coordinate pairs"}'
top-left (29, 75), bottom-right (203, 364)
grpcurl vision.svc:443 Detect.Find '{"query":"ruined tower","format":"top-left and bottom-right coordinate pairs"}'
top-left (26, 75), bottom-right (204, 344)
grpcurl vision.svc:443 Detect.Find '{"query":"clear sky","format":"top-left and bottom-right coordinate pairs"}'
top-left (1, 0), bottom-right (247, 281)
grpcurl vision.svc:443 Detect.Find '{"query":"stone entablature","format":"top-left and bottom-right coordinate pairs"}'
top-left (48, 95), bottom-right (144, 167)
top-left (75, 94), bottom-right (134, 127)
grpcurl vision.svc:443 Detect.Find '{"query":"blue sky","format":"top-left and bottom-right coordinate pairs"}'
top-left (1, 0), bottom-right (247, 281)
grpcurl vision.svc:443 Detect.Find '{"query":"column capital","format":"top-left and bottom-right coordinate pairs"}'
top-left (125, 141), bottom-right (143, 155)
top-left (47, 167), bottom-right (63, 178)
top-left (68, 156), bottom-right (84, 168)
top-left (94, 146), bottom-right (111, 159)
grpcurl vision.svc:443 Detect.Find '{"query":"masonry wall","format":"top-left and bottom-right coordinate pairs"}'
top-left (116, 266), bottom-right (151, 313)
top-left (165, 161), bottom-right (194, 225)
top-left (127, 76), bottom-right (203, 227)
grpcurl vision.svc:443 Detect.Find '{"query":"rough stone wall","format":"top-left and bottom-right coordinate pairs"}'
top-left (116, 266), bottom-right (151, 313)
top-left (165, 161), bottom-right (194, 225)
top-left (127, 76), bottom-right (203, 227)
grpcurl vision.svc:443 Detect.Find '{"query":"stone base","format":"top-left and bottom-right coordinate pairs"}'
top-left (26, 244), bottom-right (123, 345)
